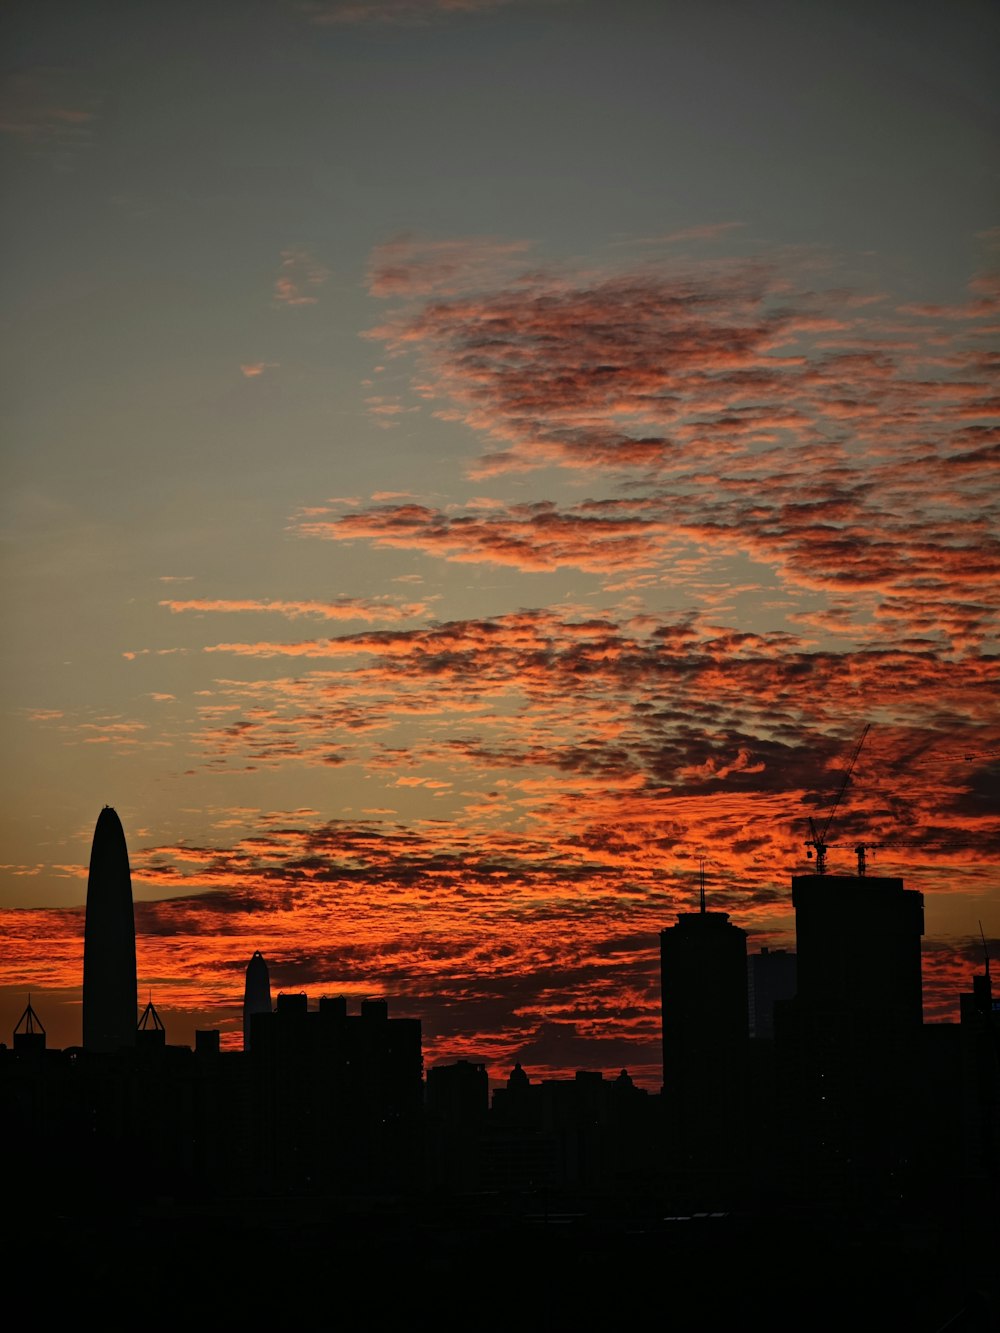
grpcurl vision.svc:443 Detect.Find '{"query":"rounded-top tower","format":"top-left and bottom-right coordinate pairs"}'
top-left (243, 949), bottom-right (273, 1051)
top-left (82, 806), bottom-right (137, 1052)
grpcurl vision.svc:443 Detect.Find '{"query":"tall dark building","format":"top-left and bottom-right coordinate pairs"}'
top-left (660, 890), bottom-right (748, 1159)
top-left (242, 950), bottom-right (272, 1051)
top-left (82, 806), bottom-right (137, 1052)
top-left (779, 873), bottom-right (925, 1197)
top-left (791, 873), bottom-right (923, 1026)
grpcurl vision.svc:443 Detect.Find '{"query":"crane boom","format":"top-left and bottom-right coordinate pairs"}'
top-left (805, 723), bottom-right (870, 875)
top-left (820, 723), bottom-right (870, 841)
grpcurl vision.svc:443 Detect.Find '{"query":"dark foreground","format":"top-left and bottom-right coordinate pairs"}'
top-left (13, 1186), bottom-right (997, 1331)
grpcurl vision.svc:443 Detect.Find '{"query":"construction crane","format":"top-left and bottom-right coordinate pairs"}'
top-left (851, 835), bottom-right (977, 876)
top-left (804, 723), bottom-right (870, 875)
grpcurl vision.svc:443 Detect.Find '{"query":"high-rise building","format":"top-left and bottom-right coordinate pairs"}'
top-left (791, 873), bottom-right (923, 1026)
top-left (660, 890), bottom-right (748, 1156)
top-left (779, 873), bottom-right (925, 1196)
top-left (242, 950), bottom-right (272, 1051)
top-left (82, 806), bottom-right (137, 1052)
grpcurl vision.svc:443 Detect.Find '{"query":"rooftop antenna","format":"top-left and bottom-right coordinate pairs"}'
top-left (699, 858), bottom-right (707, 914)
top-left (805, 723), bottom-right (870, 875)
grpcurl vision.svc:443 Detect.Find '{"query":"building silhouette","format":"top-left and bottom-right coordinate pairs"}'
top-left (2, 810), bottom-right (998, 1328)
top-left (960, 943), bottom-right (1000, 1202)
top-left (13, 998), bottom-right (46, 1055)
top-left (777, 872), bottom-right (925, 1199)
top-left (0, 815), bottom-right (997, 1327)
top-left (660, 880), bottom-right (748, 1173)
top-left (249, 992), bottom-right (423, 1193)
top-left (791, 872), bottom-right (923, 1025)
top-left (425, 1057), bottom-right (490, 1191)
top-left (242, 949), bottom-right (272, 1051)
top-left (137, 996), bottom-right (166, 1051)
top-left (82, 806), bottom-right (137, 1052)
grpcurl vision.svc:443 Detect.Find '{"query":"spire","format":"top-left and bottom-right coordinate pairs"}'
top-left (138, 995), bottom-right (164, 1032)
top-left (14, 996), bottom-right (46, 1053)
top-left (137, 995), bottom-right (166, 1049)
top-left (15, 995), bottom-right (44, 1035)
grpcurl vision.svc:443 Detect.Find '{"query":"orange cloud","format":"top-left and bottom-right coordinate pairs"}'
top-left (11, 238), bottom-right (996, 1081)
top-left (2, 805), bottom-right (992, 1075)
top-left (161, 597), bottom-right (428, 622)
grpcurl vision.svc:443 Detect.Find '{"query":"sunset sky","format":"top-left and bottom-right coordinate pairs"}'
top-left (2, 0), bottom-right (998, 1085)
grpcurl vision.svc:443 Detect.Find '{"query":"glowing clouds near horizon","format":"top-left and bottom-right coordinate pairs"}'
top-left (5, 241), bottom-right (998, 1079)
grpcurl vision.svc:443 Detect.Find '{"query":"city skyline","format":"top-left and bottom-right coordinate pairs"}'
top-left (3, 801), bottom-right (994, 1089)
top-left (1, 0), bottom-right (997, 1082)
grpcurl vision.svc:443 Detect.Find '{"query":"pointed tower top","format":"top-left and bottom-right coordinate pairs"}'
top-left (15, 997), bottom-right (45, 1037)
top-left (138, 998), bottom-right (165, 1032)
top-left (14, 997), bottom-right (47, 1053)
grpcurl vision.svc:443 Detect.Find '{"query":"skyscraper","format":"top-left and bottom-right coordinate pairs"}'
top-left (242, 950), bottom-right (272, 1052)
top-left (791, 873), bottom-right (923, 1026)
top-left (82, 806), bottom-right (137, 1052)
top-left (660, 885), bottom-right (748, 1156)
top-left (779, 872), bottom-right (925, 1194)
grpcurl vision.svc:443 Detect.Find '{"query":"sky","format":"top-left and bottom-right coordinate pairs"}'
top-left (1, 0), bottom-right (998, 1086)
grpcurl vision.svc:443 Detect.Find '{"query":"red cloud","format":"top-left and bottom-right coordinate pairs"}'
top-left (346, 248), bottom-right (999, 649)
top-left (296, 500), bottom-right (672, 572)
top-left (11, 238), bottom-right (996, 1079)
top-left (294, 480), bottom-right (999, 651)
top-left (2, 803), bottom-right (993, 1075)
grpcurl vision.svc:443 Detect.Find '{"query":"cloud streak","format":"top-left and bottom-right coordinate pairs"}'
top-left (161, 597), bottom-right (428, 622)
